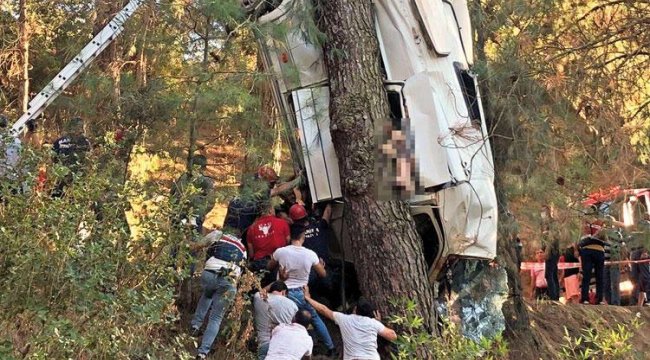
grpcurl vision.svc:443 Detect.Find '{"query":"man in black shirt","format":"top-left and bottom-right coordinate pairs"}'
top-left (51, 117), bottom-right (91, 198)
top-left (578, 221), bottom-right (606, 304)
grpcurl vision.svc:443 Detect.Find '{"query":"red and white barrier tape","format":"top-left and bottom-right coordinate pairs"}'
top-left (521, 259), bottom-right (650, 271)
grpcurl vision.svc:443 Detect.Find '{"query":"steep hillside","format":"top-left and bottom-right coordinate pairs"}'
top-left (509, 302), bottom-right (650, 360)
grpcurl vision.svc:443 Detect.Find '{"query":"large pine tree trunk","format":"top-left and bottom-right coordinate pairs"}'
top-left (318, 0), bottom-right (437, 336)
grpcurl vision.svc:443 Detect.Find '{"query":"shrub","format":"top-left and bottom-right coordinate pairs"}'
top-left (389, 299), bottom-right (509, 360)
top-left (0, 146), bottom-right (192, 359)
top-left (560, 315), bottom-right (642, 360)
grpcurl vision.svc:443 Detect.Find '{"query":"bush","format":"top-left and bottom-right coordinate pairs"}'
top-left (560, 315), bottom-right (642, 360)
top-left (389, 299), bottom-right (509, 360)
top-left (0, 146), bottom-right (193, 359)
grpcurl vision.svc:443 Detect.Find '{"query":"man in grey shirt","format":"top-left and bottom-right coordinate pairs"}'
top-left (253, 281), bottom-right (298, 360)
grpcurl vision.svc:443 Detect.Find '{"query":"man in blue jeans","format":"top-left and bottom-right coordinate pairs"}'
top-left (268, 224), bottom-right (336, 356)
top-left (189, 214), bottom-right (247, 360)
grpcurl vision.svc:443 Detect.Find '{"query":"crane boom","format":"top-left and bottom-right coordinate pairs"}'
top-left (10, 0), bottom-right (144, 136)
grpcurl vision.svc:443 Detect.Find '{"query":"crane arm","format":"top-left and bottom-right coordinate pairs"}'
top-left (10, 0), bottom-right (144, 136)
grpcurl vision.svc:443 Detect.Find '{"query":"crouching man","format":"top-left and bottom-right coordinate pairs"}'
top-left (189, 216), bottom-right (247, 360)
top-left (253, 280), bottom-right (298, 360)
top-left (264, 310), bottom-right (314, 360)
top-left (268, 224), bottom-right (336, 356)
top-left (304, 286), bottom-right (398, 359)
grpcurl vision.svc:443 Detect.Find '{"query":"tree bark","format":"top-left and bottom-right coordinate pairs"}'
top-left (18, 0), bottom-right (30, 113)
top-left (318, 0), bottom-right (437, 338)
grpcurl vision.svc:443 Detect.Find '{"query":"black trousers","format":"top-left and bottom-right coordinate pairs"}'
top-left (545, 255), bottom-right (560, 300)
top-left (580, 248), bottom-right (605, 303)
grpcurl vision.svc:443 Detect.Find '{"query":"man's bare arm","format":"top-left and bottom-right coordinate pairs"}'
top-left (304, 286), bottom-right (334, 321)
top-left (322, 203), bottom-right (332, 224)
top-left (379, 327), bottom-right (398, 342)
top-left (267, 258), bottom-right (279, 270)
top-left (313, 259), bottom-right (326, 278)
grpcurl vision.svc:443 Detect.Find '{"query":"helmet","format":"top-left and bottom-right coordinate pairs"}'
top-left (66, 116), bottom-right (84, 132)
top-left (289, 204), bottom-right (308, 221)
top-left (192, 154), bottom-right (208, 169)
top-left (257, 165), bottom-right (279, 183)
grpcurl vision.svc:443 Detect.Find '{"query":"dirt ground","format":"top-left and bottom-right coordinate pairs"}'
top-left (509, 301), bottom-right (650, 360)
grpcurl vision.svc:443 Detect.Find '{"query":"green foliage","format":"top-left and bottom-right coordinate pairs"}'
top-left (0, 147), bottom-right (193, 359)
top-left (388, 299), bottom-right (509, 360)
top-left (560, 315), bottom-right (643, 360)
top-left (472, 0), bottom-right (650, 251)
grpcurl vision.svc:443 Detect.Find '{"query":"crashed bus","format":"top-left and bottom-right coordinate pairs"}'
top-left (246, 0), bottom-right (498, 286)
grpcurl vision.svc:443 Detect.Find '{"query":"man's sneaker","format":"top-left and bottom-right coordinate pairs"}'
top-left (189, 327), bottom-right (202, 338)
top-left (326, 348), bottom-right (339, 358)
top-left (195, 354), bottom-right (206, 360)
top-left (582, 301), bottom-right (590, 305)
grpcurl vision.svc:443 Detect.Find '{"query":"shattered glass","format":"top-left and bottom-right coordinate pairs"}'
top-left (442, 259), bottom-right (508, 342)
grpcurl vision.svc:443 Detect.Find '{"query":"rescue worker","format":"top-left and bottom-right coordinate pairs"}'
top-left (51, 117), bottom-right (92, 198)
top-left (304, 287), bottom-right (398, 359)
top-left (247, 202), bottom-right (290, 286)
top-left (189, 214), bottom-right (247, 360)
top-left (268, 224), bottom-right (336, 356)
top-left (223, 165), bottom-right (301, 239)
top-left (264, 310), bottom-right (314, 360)
top-left (170, 154), bottom-right (216, 233)
top-left (252, 280), bottom-right (298, 360)
top-left (578, 220), bottom-right (606, 304)
top-left (289, 203), bottom-right (333, 295)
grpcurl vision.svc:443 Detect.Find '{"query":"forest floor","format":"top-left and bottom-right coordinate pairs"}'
top-left (508, 301), bottom-right (650, 360)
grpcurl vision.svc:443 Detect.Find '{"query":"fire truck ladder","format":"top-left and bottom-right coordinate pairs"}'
top-left (10, 0), bottom-right (145, 136)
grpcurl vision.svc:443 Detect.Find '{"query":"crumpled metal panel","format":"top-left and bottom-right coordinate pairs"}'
top-left (443, 259), bottom-right (508, 341)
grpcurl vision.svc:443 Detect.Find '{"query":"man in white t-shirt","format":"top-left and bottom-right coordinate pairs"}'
top-left (253, 280), bottom-right (298, 360)
top-left (265, 310), bottom-right (313, 360)
top-left (305, 287), bottom-right (397, 360)
top-left (268, 224), bottom-right (336, 355)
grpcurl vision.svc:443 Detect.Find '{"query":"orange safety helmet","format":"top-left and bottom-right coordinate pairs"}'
top-left (257, 165), bottom-right (279, 183)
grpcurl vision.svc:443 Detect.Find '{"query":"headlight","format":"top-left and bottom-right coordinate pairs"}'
top-left (620, 280), bottom-right (634, 293)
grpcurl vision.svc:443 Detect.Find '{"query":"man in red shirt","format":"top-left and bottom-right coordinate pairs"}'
top-left (247, 204), bottom-right (290, 285)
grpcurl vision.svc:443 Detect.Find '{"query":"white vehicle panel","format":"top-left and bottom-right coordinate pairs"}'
top-left (292, 87), bottom-right (342, 201)
top-left (402, 73), bottom-right (453, 188)
top-left (413, 0), bottom-right (452, 56)
top-left (439, 179), bottom-right (497, 259)
top-left (450, 0), bottom-right (474, 64)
